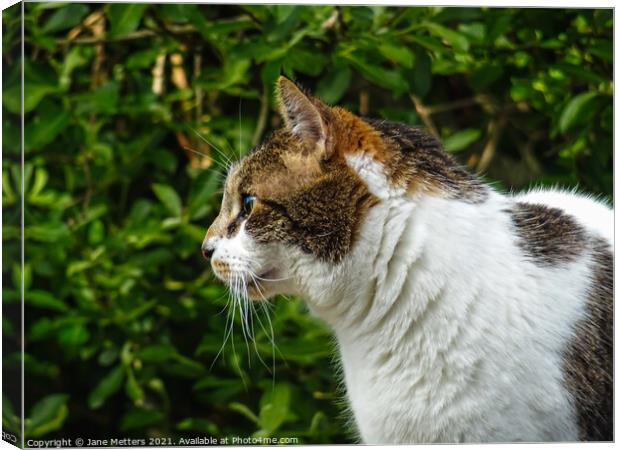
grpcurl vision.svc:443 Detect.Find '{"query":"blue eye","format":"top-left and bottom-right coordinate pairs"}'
top-left (241, 194), bottom-right (255, 216)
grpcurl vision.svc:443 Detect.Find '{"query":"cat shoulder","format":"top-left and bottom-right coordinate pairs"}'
top-left (512, 187), bottom-right (613, 246)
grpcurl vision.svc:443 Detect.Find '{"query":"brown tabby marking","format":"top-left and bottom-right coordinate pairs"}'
top-left (564, 238), bottom-right (613, 441)
top-left (365, 119), bottom-right (489, 203)
top-left (509, 202), bottom-right (587, 265)
top-left (509, 202), bottom-right (613, 440)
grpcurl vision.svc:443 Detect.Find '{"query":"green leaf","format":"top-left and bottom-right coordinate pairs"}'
top-left (24, 263), bottom-right (32, 292)
top-left (24, 100), bottom-right (70, 151)
top-left (229, 402), bottom-right (259, 424)
top-left (188, 170), bottom-right (219, 219)
top-left (222, 58), bottom-right (251, 87)
top-left (107, 3), bottom-right (148, 38)
top-left (98, 348), bottom-right (118, 367)
top-left (126, 48), bottom-right (161, 69)
top-left (26, 223), bottom-right (70, 243)
top-left (152, 183), bottom-right (182, 217)
top-left (26, 290), bottom-right (68, 312)
top-left (3, 394), bottom-right (19, 434)
top-left (88, 366), bottom-right (125, 409)
top-left (176, 418), bottom-right (219, 434)
top-left (286, 47), bottom-right (328, 77)
top-left (164, 354), bottom-right (206, 379)
top-left (458, 22), bottom-right (486, 44)
top-left (309, 411), bottom-right (328, 435)
top-left (73, 80), bottom-right (119, 115)
top-left (471, 64), bottom-right (503, 91)
top-left (424, 23), bottom-right (470, 52)
top-left (10, 62), bottom-right (60, 114)
top-left (42, 4), bottom-right (89, 33)
top-left (345, 55), bottom-right (408, 95)
top-left (136, 344), bottom-right (177, 363)
top-left (257, 383), bottom-right (291, 434)
top-left (443, 129), bottom-right (482, 152)
top-left (260, 60), bottom-right (282, 89)
top-left (60, 46), bottom-right (93, 89)
top-left (22, 61), bottom-right (59, 112)
top-left (191, 15), bottom-right (254, 40)
top-left (590, 40), bottom-right (612, 63)
top-left (408, 49), bottom-right (431, 97)
top-left (552, 63), bottom-right (605, 85)
top-left (316, 66), bottom-right (352, 104)
top-left (21, 353), bottom-right (60, 378)
top-left (410, 34), bottom-right (446, 54)
top-left (378, 42), bottom-right (414, 68)
top-left (120, 409), bottom-right (164, 431)
top-left (27, 167), bottom-right (48, 198)
top-left (157, 4), bottom-right (196, 23)
top-left (58, 323), bottom-right (90, 348)
top-left (25, 394), bottom-right (69, 438)
top-left (486, 13), bottom-right (512, 42)
top-left (559, 92), bottom-right (599, 134)
top-left (29, 318), bottom-right (55, 342)
top-left (270, 339), bottom-right (332, 364)
top-left (125, 367), bottom-right (145, 405)
top-left (88, 220), bottom-right (105, 245)
top-left (510, 80), bottom-right (534, 102)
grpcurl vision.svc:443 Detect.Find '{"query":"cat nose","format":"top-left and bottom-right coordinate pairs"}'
top-left (201, 240), bottom-right (215, 260)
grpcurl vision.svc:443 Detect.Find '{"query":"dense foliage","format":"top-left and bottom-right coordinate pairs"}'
top-left (2, 3), bottom-right (612, 444)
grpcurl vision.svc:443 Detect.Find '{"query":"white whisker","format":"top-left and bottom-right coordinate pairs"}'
top-left (247, 272), bottom-right (279, 384)
top-left (190, 126), bottom-right (236, 169)
top-left (209, 285), bottom-right (236, 371)
top-left (251, 273), bottom-right (293, 282)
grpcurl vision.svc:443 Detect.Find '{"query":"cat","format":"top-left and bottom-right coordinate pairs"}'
top-left (201, 76), bottom-right (613, 443)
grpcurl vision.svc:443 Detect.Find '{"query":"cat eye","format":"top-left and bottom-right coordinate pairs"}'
top-left (241, 194), bottom-right (256, 217)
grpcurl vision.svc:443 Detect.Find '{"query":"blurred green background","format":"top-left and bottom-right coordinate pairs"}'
top-left (2, 3), bottom-right (612, 445)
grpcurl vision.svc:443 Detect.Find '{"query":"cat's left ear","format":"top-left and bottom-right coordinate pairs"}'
top-left (277, 76), bottom-right (331, 159)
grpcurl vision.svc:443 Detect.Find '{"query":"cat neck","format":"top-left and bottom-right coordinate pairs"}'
top-left (300, 189), bottom-right (507, 335)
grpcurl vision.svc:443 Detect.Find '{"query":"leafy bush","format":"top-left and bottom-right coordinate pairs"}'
top-left (2, 3), bottom-right (612, 444)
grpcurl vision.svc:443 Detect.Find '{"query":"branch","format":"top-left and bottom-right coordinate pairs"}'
top-left (425, 94), bottom-right (493, 114)
top-left (194, 52), bottom-right (203, 123)
top-left (514, 129), bottom-right (544, 176)
top-left (410, 94), bottom-right (439, 138)
top-left (58, 28), bottom-right (176, 45)
top-left (57, 16), bottom-right (254, 45)
top-left (151, 51), bottom-right (166, 96)
top-left (476, 114), bottom-right (508, 174)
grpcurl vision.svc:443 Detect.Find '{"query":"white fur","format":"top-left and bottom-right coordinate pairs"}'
top-left (345, 153), bottom-right (406, 199)
top-left (212, 154), bottom-right (613, 443)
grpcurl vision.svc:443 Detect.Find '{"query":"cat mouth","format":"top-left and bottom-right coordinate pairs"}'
top-left (236, 268), bottom-right (280, 299)
top-left (255, 268), bottom-right (278, 282)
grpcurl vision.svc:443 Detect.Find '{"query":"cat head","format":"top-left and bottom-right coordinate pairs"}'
top-left (201, 77), bottom-right (484, 301)
top-left (201, 77), bottom-right (386, 299)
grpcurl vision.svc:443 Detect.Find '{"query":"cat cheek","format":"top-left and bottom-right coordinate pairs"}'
top-left (244, 214), bottom-right (287, 244)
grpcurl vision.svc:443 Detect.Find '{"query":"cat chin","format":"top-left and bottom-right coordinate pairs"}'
top-left (245, 284), bottom-right (274, 301)
top-left (229, 268), bottom-right (283, 301)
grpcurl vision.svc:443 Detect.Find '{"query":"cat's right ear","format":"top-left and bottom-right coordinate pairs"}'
top-left (276, 76), bottom-right (330, 158)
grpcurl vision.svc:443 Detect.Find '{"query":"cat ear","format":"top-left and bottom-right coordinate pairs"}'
top-left (277, 76), bottom-right (328, 156)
